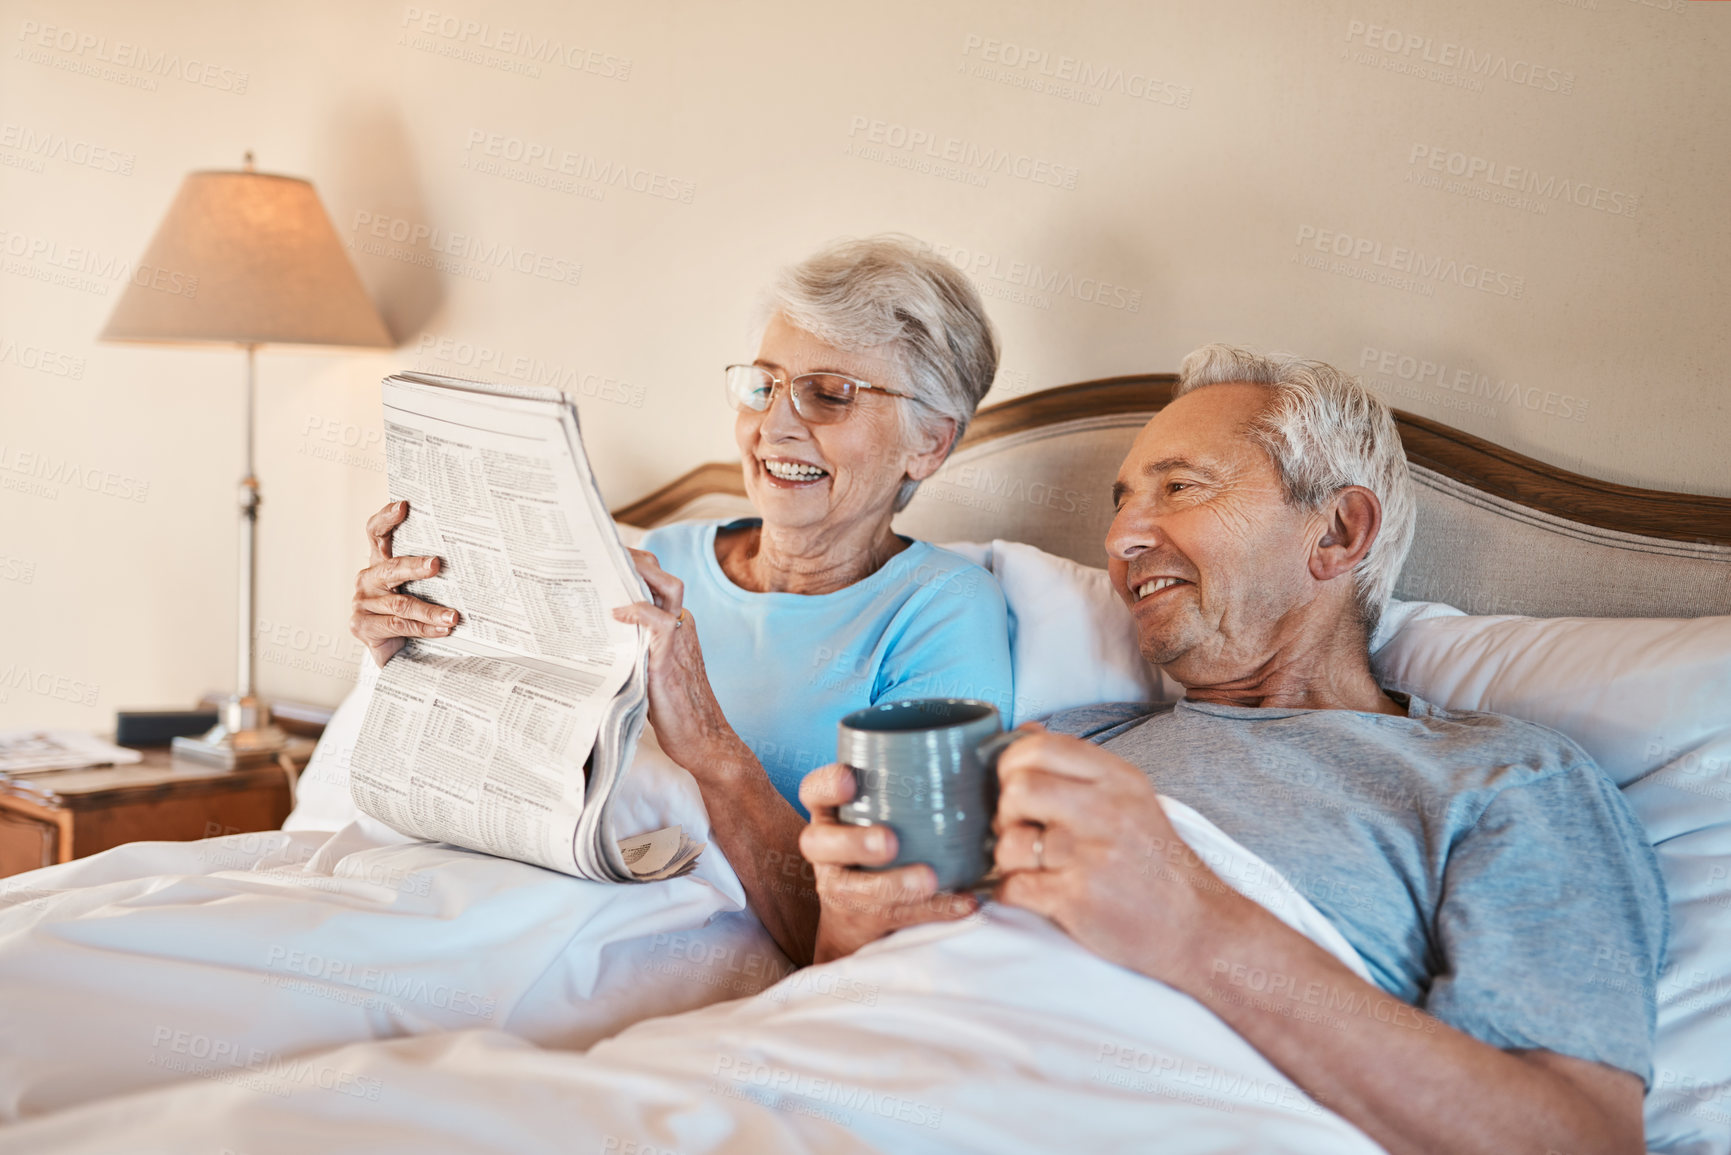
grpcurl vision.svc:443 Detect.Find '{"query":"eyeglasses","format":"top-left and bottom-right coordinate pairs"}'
top-left (723, 364), bottom-right (922, 425)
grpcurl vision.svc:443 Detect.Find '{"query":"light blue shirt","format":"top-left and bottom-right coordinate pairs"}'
top-left (639, 518), bottom-right (1014, 811)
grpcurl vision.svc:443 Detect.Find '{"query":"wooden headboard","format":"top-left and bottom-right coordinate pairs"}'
top-left (615, 375), bottom-right (1731, 618)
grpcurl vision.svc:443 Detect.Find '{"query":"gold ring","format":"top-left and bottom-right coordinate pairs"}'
top-left (673, 609), bottom-right (686, 629)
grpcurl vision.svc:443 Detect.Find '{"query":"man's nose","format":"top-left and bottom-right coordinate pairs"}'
top-left (1106, 504), bottom-right (1161, 561)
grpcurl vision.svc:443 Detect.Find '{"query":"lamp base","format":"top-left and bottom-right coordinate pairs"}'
top-left (171, 694), bottom-right (287, 768)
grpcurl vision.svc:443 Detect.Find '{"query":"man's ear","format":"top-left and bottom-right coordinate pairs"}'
top-left (1309, 485), bottom-right (1382, 583)
top-left (903, 417), bottom-right (958, 483)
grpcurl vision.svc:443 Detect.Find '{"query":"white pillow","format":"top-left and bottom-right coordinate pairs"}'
top-left (281, 658), bottom-right (376, 832)
top-left (1371, 611), bottom-right (1731, 791)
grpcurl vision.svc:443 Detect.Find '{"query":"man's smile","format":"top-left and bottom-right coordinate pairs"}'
top-left (1133, 576), bottom-right (1192, 602)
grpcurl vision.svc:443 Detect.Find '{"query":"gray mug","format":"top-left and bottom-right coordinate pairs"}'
top-left (835, 698), bottom-right (1023, 892)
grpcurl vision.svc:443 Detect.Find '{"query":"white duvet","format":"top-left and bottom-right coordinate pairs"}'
top-left (0, 787), bottom-right (1383, 1154)
top-left (0, 770), bottom-right (782, 1121)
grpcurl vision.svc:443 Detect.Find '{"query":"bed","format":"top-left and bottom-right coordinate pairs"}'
top-left (1, 375), bottom-right (1727, 1154)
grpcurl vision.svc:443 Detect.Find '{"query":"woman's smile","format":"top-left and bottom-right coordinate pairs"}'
top-left (759, 456), bottom-right (831, 487)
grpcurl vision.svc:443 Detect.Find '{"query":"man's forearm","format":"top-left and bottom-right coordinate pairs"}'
top-left (1169, 892), bottom-right (1642, 1155)
top-left (693, 748), bottom-right (820, 966)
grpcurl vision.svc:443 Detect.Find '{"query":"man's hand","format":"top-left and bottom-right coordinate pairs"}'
top-left (798, 764), bottom-right (977, 964)
top-left (992, 729), bottom-right (1245, 985)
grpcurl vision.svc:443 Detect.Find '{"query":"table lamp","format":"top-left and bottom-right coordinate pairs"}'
top-left (100, 152), bottom-right (393, 767)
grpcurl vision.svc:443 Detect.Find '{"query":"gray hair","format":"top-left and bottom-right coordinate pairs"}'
top-left (762, 234), bottom-right (998, 510)
top-left (1175, 344), bottom-right (1416, 635)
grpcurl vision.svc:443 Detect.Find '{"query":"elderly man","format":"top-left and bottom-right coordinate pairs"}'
top-left (800, 345), bottom-right (1666, 1155)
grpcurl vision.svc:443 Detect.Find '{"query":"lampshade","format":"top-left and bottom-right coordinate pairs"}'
top-left (100, 169), bottom-right (392, 348)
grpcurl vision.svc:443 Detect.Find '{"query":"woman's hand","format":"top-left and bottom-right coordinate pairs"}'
top-left (612, 549), bottom-right (822, 962)
top-left (798, 763), bottom-right (979, 964)
top-left (611, 548), bottom-right (751, 777)
top-left (349, 500), bottom-right (459, 667)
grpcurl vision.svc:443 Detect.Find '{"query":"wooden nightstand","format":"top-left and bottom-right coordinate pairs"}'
top-left (0, 742), bottom-right (313, 878)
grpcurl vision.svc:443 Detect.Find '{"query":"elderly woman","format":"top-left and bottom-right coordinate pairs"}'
top-left (351, 236), bottom-right (1013, 963)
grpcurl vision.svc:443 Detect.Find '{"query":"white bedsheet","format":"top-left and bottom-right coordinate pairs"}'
top-left (0, 741), bottom-right (791, 1121)
top-left (0, 799), bottom-right (1385, 1154)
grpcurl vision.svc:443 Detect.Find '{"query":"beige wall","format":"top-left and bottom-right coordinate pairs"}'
top-left (2, 0), bottom-right (1726, 728)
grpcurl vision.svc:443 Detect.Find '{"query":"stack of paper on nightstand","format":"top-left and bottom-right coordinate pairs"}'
top-left (0, 731), bottom-right (143, 776)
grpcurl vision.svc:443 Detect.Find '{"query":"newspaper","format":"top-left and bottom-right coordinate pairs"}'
top-left (0, 731), bottom-right (143, 776)
top-left (350, 373), bottom-right (702, 883)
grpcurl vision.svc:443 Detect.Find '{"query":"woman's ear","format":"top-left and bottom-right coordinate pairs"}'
top-left (903, 417), bottom-right (958, 483)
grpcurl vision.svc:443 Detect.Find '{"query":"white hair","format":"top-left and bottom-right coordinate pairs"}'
top-left (1175, 344), bottom-right (1416, 634)
top-left (762, 234), bottom-right (998, 510)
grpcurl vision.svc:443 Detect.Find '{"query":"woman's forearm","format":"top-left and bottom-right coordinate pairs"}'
top-left (690, 743), bottom-right (822, 965)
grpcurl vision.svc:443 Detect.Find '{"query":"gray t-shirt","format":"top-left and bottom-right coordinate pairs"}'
top-left (1045, 695), bottom-right (1668, 1084)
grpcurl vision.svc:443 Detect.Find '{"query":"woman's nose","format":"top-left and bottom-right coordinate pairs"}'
top-left (760, 384), bottom-right (809, 438)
